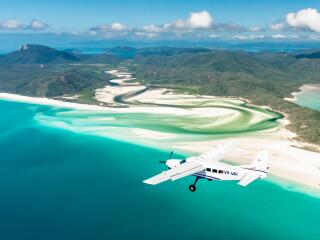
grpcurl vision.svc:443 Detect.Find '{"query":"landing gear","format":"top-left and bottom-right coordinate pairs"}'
top-left (189, 177), bottom-right (200, 192)
top-left (189, 185), bottom-right (196, 192)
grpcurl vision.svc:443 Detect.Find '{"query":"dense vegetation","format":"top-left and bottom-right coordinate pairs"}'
top-left (0, 44), bottom-right (118, 97)
top-left (0, 44), bottom-right (319, 145)
top-left (0, 44), bottom-right (80, 64)
top-left (0, 63), bottom-right (115, 97)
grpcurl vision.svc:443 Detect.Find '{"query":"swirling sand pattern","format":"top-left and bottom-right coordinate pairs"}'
top-left (34, 90), bottom-right (283, 147)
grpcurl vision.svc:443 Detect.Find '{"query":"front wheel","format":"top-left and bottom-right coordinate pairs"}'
top-left (189, 184), bottom-right (196, 192)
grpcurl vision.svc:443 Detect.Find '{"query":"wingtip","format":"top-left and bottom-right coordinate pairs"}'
top-left (143, 179), bottom-right (150, 184)
top-left (143, 179), bottom-right (154, 185)
top-left (237, 182), bottom-right (247, 187)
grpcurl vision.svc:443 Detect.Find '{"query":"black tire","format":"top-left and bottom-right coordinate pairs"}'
top-left (189, 185), bottom-right (196, 192)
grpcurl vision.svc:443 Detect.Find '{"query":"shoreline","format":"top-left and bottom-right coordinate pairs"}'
top-left (1, 91), bottom-right (320, 195)
top-left (1, 72), bottom-right (320, 196)
top-left (0, 93), bottom-right (107, 111)
top-left (284, 84), bottom-right (320, 103)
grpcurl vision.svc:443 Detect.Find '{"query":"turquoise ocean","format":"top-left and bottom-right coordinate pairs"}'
top-left (0, 99), bottom-right (320, 240)
top-left (295, 87), bottom-right (320, 111)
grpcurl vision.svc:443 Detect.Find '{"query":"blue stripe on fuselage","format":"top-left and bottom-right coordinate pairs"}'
top-left (242, 168), bottom-right (267, 174)
top-left (192, 173), bottom-right (221, 181)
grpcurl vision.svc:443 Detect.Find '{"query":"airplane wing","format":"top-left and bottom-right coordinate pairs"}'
top-left (198, 140), bottom-right (237, 162)
top-left (238, 172), bottom-right (260, 186)
top-left (143, 162), bottom-right (204, 185)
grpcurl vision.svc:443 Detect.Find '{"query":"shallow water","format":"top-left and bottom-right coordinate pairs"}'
top-left (32, 98), bottom-right (283, 151)
top-left (0, 99), bottom-right (319, 240)
top-left (295, 87), bottom-right (320, 110)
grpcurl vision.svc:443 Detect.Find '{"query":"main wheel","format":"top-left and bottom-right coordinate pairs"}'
top-left (189, 184), bottom-right (196, 192)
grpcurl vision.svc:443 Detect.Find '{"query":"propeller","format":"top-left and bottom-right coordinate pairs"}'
top-left (168, 150), bottom-right (174, 159)
top-left (159, 150), bottom-right (174, 164)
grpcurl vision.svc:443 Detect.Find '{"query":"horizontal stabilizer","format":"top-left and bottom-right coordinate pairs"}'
top-left (238, 173), bottom-right (260, 187)
top-left (250, 150), bottom-right (269, 170)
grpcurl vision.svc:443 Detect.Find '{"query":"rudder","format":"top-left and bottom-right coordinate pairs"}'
top-left (250, 150), bottom-right (269, 176)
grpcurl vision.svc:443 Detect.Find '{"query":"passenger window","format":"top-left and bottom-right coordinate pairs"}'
top-left (206, 168), bottom-right (211, 172)
top-left (218, 170), bottom-right (223, 174)
top-left (212, 169), bottom-right (217, 173)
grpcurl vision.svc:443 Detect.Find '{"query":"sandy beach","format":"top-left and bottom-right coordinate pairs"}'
top-left (1, 69), bottom-right (320, 195)
top-left (0, 93), bottom-right (106, 111)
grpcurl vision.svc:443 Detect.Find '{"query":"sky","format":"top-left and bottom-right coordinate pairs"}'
top-left (1, 0), bottom-right (320, 42)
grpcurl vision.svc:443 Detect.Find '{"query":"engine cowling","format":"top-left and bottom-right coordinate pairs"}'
top-left (166, 159), bottom-right (184, 168)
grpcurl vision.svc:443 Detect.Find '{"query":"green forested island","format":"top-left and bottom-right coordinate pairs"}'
top-left (0, 44), bottom-right (319, 145)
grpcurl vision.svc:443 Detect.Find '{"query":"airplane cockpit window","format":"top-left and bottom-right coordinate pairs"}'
top-left (212, 169), bottom-right (217, 173)
top-left (218, 170), bottom-right (223, 174)
top-left (206, 168), bottom-right (211, 172)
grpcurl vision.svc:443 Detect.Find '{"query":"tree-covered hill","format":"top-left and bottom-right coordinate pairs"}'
top-left (0, 44), bottom-right (80, 64)
top-left (0, 44), bottom-right (118, 97)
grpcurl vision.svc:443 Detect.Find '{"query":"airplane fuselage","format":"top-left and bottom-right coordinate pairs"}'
top-left (169, 158), bottom-right (266, 182)
top-left (143, 141), bottom-right (269, 192)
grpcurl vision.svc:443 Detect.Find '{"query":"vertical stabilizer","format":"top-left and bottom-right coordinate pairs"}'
top-left (239, 150), bottom-right (269, 186)
top-left (251, 150), bottom-right (269, 174)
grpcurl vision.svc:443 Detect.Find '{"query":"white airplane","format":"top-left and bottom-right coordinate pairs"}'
top-left (143, 141), bottom-right (269, 192)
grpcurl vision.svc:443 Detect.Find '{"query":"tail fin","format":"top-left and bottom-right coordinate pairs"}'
top-left (251, 150), bottom-right (269, 175)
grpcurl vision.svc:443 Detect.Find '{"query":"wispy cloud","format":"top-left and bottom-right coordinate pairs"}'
top-left (0, 19), bottom-right (49, 30)
top-left (271, 34), bottom-right (285, 39)
top-left (142, 24), bottom-right (163, 33)
top-left (111, 22), bottom-right (128, 31)
top-left (89, 22), bottom-right (129, 36)
top-left (0, 19), bottom-right (23, 29)
top-left (231, 34), bottom-right (265, 40)
top-left (269, 22), bottom-right (285, 31)
top-left (29, 19), bottom-right (49, 30)
top-left (120, 11), bottom-right (250, 39)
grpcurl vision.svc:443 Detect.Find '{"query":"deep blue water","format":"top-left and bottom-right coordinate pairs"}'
top-left (0, 99), bottom-right (320, 240)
